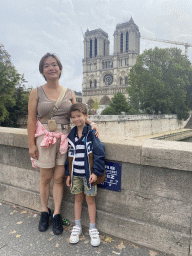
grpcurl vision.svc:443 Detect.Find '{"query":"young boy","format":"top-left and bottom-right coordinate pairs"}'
top-left (65, 103), bottom-right (105, 247)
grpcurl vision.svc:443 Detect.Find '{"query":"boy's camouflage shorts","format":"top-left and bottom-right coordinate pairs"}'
top-left (71, 176), bottom-right (97, 196)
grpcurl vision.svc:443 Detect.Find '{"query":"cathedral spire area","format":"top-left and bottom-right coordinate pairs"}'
top-left (82, 19), bottom-right (140, 108)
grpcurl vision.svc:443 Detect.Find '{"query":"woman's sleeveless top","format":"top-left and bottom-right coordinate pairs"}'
top-left (37, 86), bottom-right (73, 125)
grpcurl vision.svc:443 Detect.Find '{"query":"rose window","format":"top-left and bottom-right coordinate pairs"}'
top-left (103, 74), bottom-right (113, 86)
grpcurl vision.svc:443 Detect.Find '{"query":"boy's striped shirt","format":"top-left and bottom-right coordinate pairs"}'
top-left (73, 135), bottom-right (86, 176)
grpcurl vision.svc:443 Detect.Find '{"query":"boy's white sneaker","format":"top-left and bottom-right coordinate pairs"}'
top-left (89, 228), bottom-right (100, 246)
top-left (69, 225), bottom-right (82, 244)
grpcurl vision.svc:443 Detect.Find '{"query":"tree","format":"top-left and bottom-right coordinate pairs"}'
top-left (101, 106), bottom-right (117, 115)
top-left (2, 76), bottom-right (31, 127)
top-left (101, 92), bottom-right (131, 115)
top-left (127, 47), bottom-right (192, 120)
top-left (0, 44), bottom-right (30, 127)
top-left (92, 97), bottom-right (99, 111)
top-left (186, 70), bottom-right (192, 111)
top-left (0, 44), bottom-right (20, 123)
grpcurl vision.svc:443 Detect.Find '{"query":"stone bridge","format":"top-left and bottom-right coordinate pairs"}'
top-left (1, 115), bottom-right (192, 256)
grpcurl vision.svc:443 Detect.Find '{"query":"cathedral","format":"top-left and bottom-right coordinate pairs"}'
top-left (82, 17), bottom-right (140, 107)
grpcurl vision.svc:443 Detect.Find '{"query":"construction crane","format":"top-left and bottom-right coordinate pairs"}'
top-left (141, 36), bottom-right (192, 56)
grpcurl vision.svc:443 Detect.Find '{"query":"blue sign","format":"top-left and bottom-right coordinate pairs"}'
top-left (98, 161), bottom-right (121, 192)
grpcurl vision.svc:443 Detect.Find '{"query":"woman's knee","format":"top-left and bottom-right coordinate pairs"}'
top-left (40, 168), bottom-right (53, 185)
top-left (53, 165), bottom-right (65, 185)
top-left (53, 175), bottom-right (64, 185)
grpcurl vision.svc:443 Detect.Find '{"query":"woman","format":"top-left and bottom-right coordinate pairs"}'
top-left (27, 53), bottom-right (97, 235)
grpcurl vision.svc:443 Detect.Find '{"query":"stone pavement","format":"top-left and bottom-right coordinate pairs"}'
top-left (0, 202), bottom-right (167, 256)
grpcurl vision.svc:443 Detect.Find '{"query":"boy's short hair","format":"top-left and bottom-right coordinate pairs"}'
top-left (70, 103), bottom-right (88, 116)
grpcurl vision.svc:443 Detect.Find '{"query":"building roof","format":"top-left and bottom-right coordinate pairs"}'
top-left (84, 28), bottom-right (108, 38)
top-left (116, 17), bottom-right (139, 31)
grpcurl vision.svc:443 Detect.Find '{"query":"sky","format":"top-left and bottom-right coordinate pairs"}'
top-left (1, 0), bottom-right (192, 92)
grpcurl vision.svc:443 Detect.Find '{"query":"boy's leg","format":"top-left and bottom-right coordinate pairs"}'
top-left (74, 192), bottom-right (84, 221)
top-left (85, 192), bottom-right (100, 247)
top-left (85, 195), bottom-right (96, 224)
top-left (70, 177), bottom-right (84, 244)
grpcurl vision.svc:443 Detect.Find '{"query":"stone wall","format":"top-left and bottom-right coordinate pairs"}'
top-left (1, 127), bottom-right (192, 255)
top-left (89, 114), bottom-right (189, 137)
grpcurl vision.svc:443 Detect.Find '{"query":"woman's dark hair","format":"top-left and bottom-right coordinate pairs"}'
top-left (39, 53), bottom-right (62, 80)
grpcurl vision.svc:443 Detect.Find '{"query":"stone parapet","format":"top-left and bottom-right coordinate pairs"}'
top-left (89, 114), bottom-right (189, 137)
top-left (1, 128), bottom-right (192, 255)
top-left (0, 127), bottom-right (28, 148)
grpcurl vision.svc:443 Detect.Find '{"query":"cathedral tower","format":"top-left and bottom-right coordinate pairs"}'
top-left (82, 18), bottom-right (140, 107)
top-left (84, 28), bottom-right (110, 59)
top-left (114, 17), bottom-right (140, 55)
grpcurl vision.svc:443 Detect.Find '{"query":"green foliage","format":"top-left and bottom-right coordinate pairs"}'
top-left (2, 76), bottom-right (31, 127)
top-left (127, 47), bottom-right (192, 120)
top-left (101, 106), bottom-right (117, 115)
top-left (92, 97), bottom-right (99, 110)
top-left (101, 92), bottom-right (131, 115)
top-left (0, 44), bottom-right (21, 123)
top-left (0, 44), bottom-right (30, 127)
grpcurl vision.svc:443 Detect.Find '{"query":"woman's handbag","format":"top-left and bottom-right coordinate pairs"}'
top-left (40, 87), bottom-right (67, 132)
top-left (47, 119), bottom-right (57, 132)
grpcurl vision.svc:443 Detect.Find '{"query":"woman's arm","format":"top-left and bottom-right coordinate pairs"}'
top-left (86, 117), bottom-right (99, 137)
top-left (27, 88), bottom-right (38, 159)
top-left (71, 90), bottom-right (77, 104)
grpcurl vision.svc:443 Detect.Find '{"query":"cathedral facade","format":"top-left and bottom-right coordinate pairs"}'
top-left (82, 17), bottom-right (140, 107)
